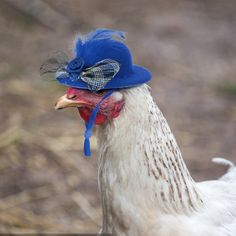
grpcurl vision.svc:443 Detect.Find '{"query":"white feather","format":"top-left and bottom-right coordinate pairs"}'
top-left (212, 157), bottom-right (234, 168)
top-left (95, 84), bottom-right (236, 236)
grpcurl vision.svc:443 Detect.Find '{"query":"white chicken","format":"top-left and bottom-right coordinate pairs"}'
top-left (55, 84), bottom-right (236, 236)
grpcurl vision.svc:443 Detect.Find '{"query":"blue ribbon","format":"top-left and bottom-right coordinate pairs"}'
top-left (84, 90), bottom-right (114, 157)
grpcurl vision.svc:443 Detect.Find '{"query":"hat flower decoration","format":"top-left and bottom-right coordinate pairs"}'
top-left (41, 28), bottom-right (152, 157)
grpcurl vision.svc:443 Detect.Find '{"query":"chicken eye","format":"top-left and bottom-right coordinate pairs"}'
top-left (95, 90), bottom-right (106, 96)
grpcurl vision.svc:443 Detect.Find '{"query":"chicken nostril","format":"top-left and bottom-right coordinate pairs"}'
top-left (68, 94), bottom-right (77, 100)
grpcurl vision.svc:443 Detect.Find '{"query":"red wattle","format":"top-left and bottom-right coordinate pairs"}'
top-left (78, 107), bottom-right (107, 125)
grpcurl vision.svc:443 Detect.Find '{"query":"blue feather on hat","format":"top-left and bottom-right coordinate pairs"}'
top-left (75, 28), bottom-right (126, 53)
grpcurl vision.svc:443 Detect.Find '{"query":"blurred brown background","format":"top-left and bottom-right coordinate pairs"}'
top-left (0, 0), bottom-right (235, 234)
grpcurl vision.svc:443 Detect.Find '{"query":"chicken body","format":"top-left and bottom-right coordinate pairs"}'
top-left (96, 85), bottom-right (236, 236)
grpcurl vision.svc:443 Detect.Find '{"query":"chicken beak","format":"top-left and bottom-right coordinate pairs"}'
top-left (55, 94), bottom-right (85, 110)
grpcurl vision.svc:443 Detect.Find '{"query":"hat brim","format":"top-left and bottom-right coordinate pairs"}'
top-left (56, 65), bottom-right (152, 90)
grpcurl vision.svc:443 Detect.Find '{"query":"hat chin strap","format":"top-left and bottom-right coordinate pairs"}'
top-left (84, 90), bottom-right (115, 157)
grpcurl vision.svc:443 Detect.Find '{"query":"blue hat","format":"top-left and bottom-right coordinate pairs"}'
top-left (55, 28), bottom-right (152, 91)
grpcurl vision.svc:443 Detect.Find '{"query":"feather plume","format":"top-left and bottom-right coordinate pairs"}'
top-left (83, 28), bottom-right (126, 42)
top-left (75, 28), bottom-right (126, 56)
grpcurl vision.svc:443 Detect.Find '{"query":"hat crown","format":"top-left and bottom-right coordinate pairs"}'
top-left (54, 28), bottom-right (151, 91)
top-left (75, 29), bottom-right (133, 78)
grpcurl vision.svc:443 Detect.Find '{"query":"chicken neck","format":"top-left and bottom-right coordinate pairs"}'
top-left (96, 85), bottom-right (204, 227)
